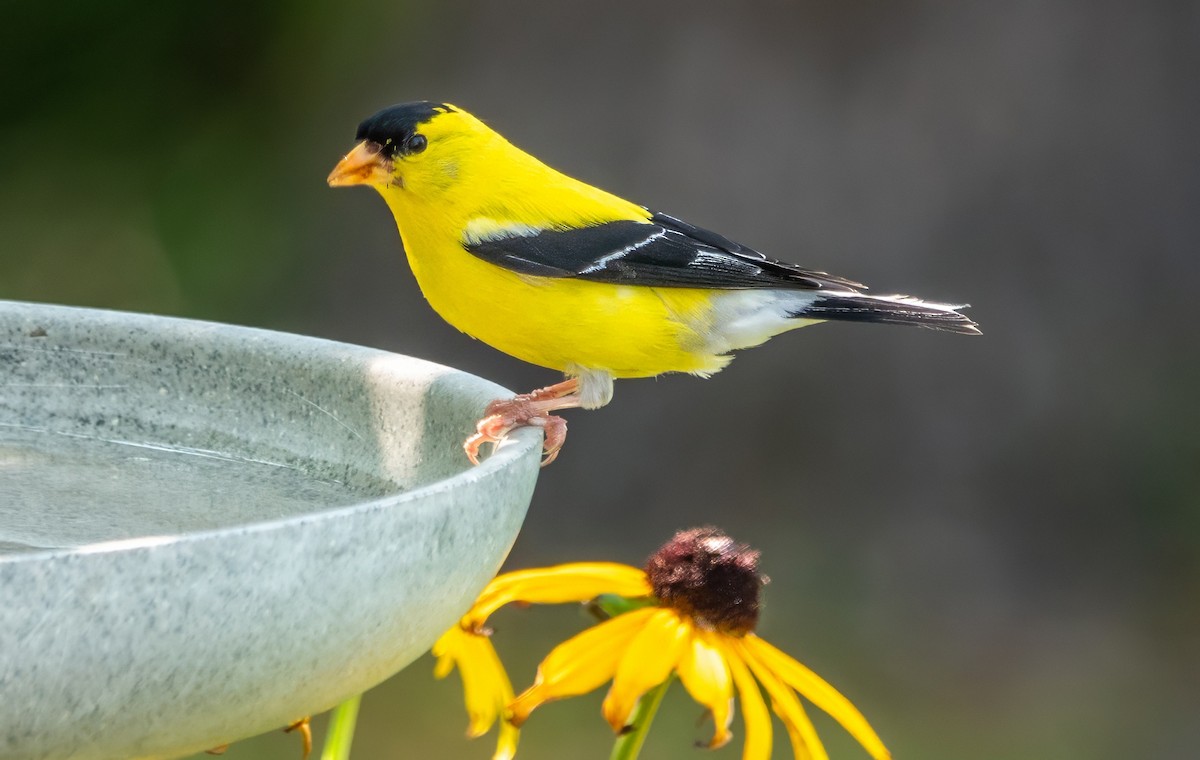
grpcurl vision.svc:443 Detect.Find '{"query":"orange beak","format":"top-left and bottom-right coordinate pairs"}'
top-left (327, 141), bottom-right (392, 187)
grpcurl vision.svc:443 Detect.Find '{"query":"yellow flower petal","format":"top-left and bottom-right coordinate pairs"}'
top-left (726, 644), bottom-right (773, 760)
top-left (494, 718), bottom-right (519, 760)
top-left (466, 563), bottom-right (653, 630)
top-left (510, 607), bottom-right (655, 726)
top-left (432, 619), bottom-right (511, 739)
top-left (735, 638), bottom-right (827, 760)
top-left (601, 609), bottom-right (690, 732)
top-left (743, 635), bottom-right (891, 760)
top-left (677, 629), bottom-right (734, 749)
top-left (432, 644), bottom-right (455, 680)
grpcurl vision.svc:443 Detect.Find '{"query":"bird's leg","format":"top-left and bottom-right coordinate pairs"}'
top-left (465, 378), bottom-right (583, 466)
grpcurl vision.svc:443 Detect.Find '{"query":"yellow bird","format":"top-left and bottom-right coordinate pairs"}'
top-left (328, 102), bottom-right (979, 464)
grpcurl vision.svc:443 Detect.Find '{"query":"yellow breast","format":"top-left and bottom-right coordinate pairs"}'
top-left (396, 226), bottom-right (728, 378)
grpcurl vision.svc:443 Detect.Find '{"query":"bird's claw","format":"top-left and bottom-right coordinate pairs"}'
top-left (464, 402), bottom-right (569, 467)
top-left (464, 412), bottom-right (516, 465)
top-left (538, 415), bottom-right (567, 467)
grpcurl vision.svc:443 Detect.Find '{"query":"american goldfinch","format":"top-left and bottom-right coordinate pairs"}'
top-left (329, 102), bottom-right (979, 464)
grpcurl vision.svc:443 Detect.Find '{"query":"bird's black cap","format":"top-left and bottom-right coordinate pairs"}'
top-left (355, 101), bottom-right (455, 146)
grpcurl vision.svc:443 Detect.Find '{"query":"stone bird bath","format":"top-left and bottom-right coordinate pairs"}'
top-left (0, 301), bottom-right (541, 760)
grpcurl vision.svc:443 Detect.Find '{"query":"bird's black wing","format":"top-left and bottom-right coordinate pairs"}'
top-left (463, 211), bottom-right (864, 291)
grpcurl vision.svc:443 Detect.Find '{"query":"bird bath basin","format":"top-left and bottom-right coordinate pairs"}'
top-left (0, 301), bottom-right (542, 760)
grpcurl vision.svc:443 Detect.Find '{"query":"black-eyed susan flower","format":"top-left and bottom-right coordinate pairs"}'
top-left (436, 528), bottom-right (890, 760)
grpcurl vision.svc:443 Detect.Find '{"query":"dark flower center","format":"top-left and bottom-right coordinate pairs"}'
top-left (645, 527), bottom-right (763, 636)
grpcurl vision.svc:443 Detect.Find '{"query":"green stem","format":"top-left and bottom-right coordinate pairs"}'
top-left (608, 679), bottom-right (671, 760)
top-left (319, 694), bottom-right (363, 760)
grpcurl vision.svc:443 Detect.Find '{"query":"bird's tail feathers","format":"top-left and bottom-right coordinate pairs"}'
top-left (795, 292), bottom-right (981, 335)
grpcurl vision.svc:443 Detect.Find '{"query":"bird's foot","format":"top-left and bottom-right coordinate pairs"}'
top-left (465, 399), bottom-right (569, 467)
top-left (464, 379), bottom-right (580, 466)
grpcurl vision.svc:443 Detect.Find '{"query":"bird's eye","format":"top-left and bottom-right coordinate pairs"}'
top-left (405, 133), bottom-right (428, 154)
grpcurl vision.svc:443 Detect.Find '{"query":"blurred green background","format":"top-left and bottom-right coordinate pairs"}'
top-left (3, 1), bottom-right (1197, 758)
